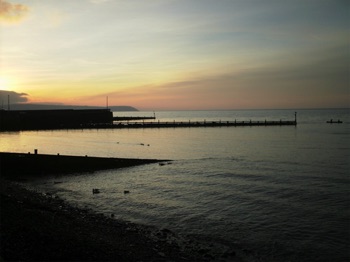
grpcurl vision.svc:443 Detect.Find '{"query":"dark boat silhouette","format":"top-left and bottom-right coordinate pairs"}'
top-left (326, 119), bottom-right (343, 124)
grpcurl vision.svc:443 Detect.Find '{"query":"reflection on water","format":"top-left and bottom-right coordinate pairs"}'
top-left (27, 153), bottom-right (349, 261)
top-left (1, 109), bottom-right (349, 261)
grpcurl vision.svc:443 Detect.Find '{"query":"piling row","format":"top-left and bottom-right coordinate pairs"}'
top-left (1, 118), bottom-right (297, 131)
top-left (0, 120), bottom-right (297, 131)
top-left (109, 119), bottom-right (297, 129)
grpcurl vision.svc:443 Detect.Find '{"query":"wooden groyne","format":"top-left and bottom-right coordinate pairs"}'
top-left (0, 152), bottom-right (167, 177)
top-left (111, 119), bottom-right (297, 128)
top-left (0, 119), bottom-right (297, 131)
top-left (80, 119), bottom-right (296, 130)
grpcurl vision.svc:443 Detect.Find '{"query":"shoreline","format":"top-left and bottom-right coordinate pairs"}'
top-left (0, 179), bottom-right (184, 261)
top-left (0, 152), bottom-right (243, 261)
top-left (0, 179), bottom-right (241, 261)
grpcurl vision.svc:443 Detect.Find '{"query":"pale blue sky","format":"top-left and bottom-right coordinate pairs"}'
top-left (1, 0), bottom-right (349, 109)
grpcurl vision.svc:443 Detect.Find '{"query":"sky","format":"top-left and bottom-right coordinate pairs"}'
top-left (0, 0), bottom-right (349, 110)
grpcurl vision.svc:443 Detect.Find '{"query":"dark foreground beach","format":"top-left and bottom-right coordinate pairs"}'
top-left (0, 153), bottom-right (241, 261)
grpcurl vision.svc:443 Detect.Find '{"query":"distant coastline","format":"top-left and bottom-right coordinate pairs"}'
top-left (6, 103), bottom-right (138, 112)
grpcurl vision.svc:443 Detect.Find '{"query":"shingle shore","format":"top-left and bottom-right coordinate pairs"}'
top-left (1, 179), bottom-right (213, 261)
top-left (0, 152), bottom-right (242, 261)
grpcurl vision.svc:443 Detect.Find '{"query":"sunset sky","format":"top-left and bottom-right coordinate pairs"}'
top-left (0, 0), bottom-right (349, 110)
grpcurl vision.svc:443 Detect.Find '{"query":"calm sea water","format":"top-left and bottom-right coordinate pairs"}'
top-left (1, 109), bottom-right (349, 261)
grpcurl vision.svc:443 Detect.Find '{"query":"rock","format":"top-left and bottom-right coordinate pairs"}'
top-left (92, 189), bottom-right (100, 194)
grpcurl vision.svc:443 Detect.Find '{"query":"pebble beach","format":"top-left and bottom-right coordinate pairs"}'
top-left (0, 153), bottom-right (241, 261)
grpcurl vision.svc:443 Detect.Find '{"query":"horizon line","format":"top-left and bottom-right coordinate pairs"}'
top-left (4, 103), bottom-right (349, 112)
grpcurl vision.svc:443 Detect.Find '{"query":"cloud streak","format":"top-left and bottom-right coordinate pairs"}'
top-left (1, 0), bottom-right (348, 109)
top-left (0, 90), bottom-right (28, 104)
top-left (0, 0), bottom-right (29, 23)
top-left (93, 40), bottom-right (349, 110)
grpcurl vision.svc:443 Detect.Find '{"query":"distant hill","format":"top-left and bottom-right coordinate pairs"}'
top-left (7, 104), bottom-right (138, 112)
top-left (108, 106), bottom-right (138, 112)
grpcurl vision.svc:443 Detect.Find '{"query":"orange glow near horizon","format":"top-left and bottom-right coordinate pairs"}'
top-left (1, 0), bottom-right (348, 110)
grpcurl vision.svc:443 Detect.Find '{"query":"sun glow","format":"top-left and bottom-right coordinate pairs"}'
top-left (0, 1), bottom-right (348, 110)
top-left (0, 77), bottom-right (13, 91)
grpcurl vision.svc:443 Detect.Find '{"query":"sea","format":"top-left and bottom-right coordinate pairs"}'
top-left (0, 109), bottom-right (349, 261)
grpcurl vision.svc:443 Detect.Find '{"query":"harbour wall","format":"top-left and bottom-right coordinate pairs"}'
top-left (0, 109), bottom-right (113, 131)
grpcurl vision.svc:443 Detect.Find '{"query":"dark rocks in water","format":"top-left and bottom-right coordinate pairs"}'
top-left (92, 189), bottom-right (100, 194)
top-left (159, 162), bottom-right (172, 166)
top-left (2, 180), bottom-right (211, 261)
top-left (124, 190), bottom-right (130, 194)
top-left (222, 249), bottom-right (236, 258)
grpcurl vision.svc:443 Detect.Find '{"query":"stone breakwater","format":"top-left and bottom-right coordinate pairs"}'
top-left (0, 152), bottom-right (168, 178)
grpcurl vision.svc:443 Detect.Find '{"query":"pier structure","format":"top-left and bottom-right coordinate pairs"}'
top-left (112, 112), bottom-right (297, 128)
top-left (109, 119), bottom-right (297, 129)
top-left (0, 109), bottom-right (297, 131)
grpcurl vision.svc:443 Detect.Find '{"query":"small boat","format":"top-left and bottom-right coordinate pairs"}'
top-left (326, 119), bottom-right (343, 124)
